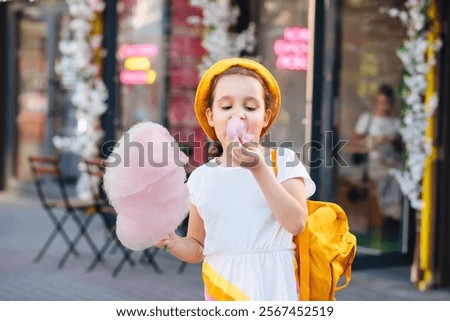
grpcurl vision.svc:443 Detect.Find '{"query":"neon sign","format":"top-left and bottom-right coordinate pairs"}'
top-left (118, 44), bottom-right (158, 85)
top-left (118, 44), bottom-right (158, 59)
top-left (120, 70), bottom-right (157, 85)
top-left (274, 27), bottom-right (309, 71)
top-left (124, 57), bottom-right (151, 71)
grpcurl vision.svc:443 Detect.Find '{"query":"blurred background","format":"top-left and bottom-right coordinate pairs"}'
top-left (0, 0), bottom-right (449, 299)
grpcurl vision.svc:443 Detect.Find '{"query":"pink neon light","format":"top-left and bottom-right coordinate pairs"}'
top-left (274, 27), bottom-right (309, 71)
top-left (276, 55), bottom-right (308, 71)
top-left (118, 44), bottom-right (159, 59)
top-left (120, 70), bottom-right (147, 85)
top-left (284, 27), bottom-right (309, 41)
top-left (274, 40), bottom-right (308, 55)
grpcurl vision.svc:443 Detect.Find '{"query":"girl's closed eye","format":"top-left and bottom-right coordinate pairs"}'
top-left (245, 106), bottom-right (256, 111)
top-left (221, 106), bottom-right (232, 110)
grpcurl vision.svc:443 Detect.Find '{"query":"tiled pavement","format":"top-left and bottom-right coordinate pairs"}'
top-left (1, 189), bottom-right (450, 301)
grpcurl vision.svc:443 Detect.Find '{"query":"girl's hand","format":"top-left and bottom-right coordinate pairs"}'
top-left (154, 235), bottom-right (168, 250)
top-left (231, 140), bottom-right (265, 171)
top-left (155, 232), bottom-right (180, 252)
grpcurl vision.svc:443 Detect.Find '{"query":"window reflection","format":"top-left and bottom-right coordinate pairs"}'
top-left (337, 0), bottom-right (406, 253)
top-left (117, 0), bottom-right (164, 137)
top-left (258, 0), bottom-right (309, 153)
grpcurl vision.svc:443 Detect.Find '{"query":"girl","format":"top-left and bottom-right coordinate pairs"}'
top-left (157, 58), bottom-right (315, 300)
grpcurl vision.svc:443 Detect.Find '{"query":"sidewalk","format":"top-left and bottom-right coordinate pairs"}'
top-left (1, 189), bottom-right (450, 301)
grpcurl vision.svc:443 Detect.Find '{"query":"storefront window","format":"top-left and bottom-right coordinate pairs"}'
top-left (257, 0), bottom-right (309, 153)
top-left (13, 2), bottom-right (67, 181)
top-left (16, 14), bottom-right (48, 180)
top-left (168, 0), bottom-right (206, 166)
top-left (117, 0), bottom-right (165, 136)
top-left (337, 0), bottom-right (407, 253)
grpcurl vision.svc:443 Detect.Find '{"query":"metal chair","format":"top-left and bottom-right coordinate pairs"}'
top-left (28, 155), bottom-right (100, 268)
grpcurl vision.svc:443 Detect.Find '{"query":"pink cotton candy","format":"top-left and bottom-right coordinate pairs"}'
top-left (104, 122), bottom-right (188, 198)
top-left (225, 118), bottom-right (254, 142)
top-left (103, 121), bottom-right (190, 251)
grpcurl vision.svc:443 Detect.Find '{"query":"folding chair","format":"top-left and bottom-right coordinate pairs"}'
top-left (83, 157), bottom-right (162, 277)
top-left (29, 155), bottom-right (100, 268)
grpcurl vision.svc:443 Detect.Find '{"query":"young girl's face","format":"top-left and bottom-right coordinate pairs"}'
top-left (206, 74), bottom-right (272, 146)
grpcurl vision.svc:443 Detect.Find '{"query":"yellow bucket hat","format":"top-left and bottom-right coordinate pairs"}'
top-left (194, 57), bottom-right (281, 141)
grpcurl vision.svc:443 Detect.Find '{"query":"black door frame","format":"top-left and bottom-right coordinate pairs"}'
top-left (4, 4), bottom-right (20, 187)
top-left (434, 0), bottom-right (450, 287)
top-left (0, 2), bottom-right (8, 191)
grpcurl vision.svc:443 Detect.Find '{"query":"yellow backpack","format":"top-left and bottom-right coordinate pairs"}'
top-left (271, 150), bottom-right (357, 301)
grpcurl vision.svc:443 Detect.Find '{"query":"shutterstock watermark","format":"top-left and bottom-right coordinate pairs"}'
top-left (101, 131), bottom-right (350, 169)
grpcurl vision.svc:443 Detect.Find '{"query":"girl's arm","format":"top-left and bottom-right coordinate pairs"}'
top-left (155, 204), bottom-right (205, 263)
top-left (232, 145), bottom-right (308, 235)
top-left (253, 163), bottom-right (307, 235)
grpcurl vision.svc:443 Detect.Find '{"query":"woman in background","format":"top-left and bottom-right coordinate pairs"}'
top-left (352, 84), bottom-right (403, 243)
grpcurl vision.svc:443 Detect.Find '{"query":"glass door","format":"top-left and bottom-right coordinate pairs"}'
top-left (336, 0), bottom-right (410, 257)
top-left (12, 4), bottom-right (67, 182)
top-left (14, 9), bottom-right (48, 180)
top-left (116, 0), bottom-right (166, 137)
top-left (257, 0), bottom-right (309, 152)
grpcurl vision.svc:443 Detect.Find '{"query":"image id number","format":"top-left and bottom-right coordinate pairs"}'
top-left (258, 305), bottom-right (334, 317)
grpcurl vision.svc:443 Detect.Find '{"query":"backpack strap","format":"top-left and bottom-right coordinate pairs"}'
top-left (336, 266), bottom-right (352, 291)
top-left (327, 202), bottom-right (356, 292)
top-left (271, 149), bottom-right (278, 176)
top-left (270, 149), bottom-right (310, 301)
